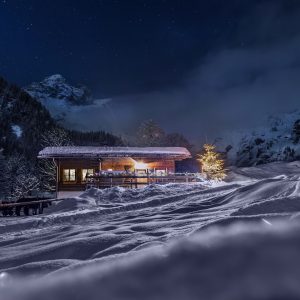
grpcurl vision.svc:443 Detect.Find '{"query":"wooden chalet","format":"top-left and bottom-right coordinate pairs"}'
top-left (38, 146), bottom-right (192, 192)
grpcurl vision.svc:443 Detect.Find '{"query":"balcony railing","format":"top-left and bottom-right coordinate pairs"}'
top-left (86, 172), bottom-right (201, 189)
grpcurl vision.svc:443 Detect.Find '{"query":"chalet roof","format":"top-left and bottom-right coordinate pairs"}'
top-left (38, 146), bottom-right (191, 160)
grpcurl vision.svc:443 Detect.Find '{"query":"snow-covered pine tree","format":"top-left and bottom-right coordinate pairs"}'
top-left (198, 144), bottom-right (226, 180)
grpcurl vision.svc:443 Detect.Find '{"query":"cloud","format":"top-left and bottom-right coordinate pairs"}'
top-left (50, 0), bottom-right (300, 145)
top-left (39, 97), bottom-right (123, 133)
top-left (107, 1), bottom-right (300, 143)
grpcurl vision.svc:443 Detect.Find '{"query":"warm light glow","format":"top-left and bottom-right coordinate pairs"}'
top-left (107, 168), bottom-right (113, 172)
top-left (197, 144), bottom-right (226, 180)
top-left (134, 161), bottom-right (148, 169)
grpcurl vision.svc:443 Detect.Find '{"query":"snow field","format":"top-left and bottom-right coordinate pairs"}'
top-left (1, 161), bottom-right (300, 299)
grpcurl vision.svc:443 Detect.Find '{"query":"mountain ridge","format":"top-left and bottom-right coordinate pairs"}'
top-left (0, 75), bottom-right (122, 161)
top-left (24, 74), bottom-right (93, 106)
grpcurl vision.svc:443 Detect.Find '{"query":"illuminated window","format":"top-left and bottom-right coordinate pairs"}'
top-left (82, 169), bottom-right (94, 181)
top-left (63, 169), bottom-right (76, 182)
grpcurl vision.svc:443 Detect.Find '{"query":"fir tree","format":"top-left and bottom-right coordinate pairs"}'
top-left (135, 119), bottom-right (165, 146)
top-left (198, 144), bottom-right (226, 180)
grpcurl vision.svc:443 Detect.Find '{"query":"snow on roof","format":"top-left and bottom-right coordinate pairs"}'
top-left (38, 146), bottom-right (191, 160)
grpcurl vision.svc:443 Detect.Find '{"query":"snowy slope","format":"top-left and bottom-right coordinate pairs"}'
top-left (1, 162), bottom-right (300, 299)
top-left (217, 110), bottom-right (300, 166)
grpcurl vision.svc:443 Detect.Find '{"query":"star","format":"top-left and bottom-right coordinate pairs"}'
top-left (25, 23), bottom-right (33, 31)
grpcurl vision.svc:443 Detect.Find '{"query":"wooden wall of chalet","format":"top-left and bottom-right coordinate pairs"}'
top-left (57, 159), bottom-right (100, 191)
top-left (101, 157), bottom-right (133, 171)
top-left (58, 158), bottom-right (100, 169)
top-left (147, 159), bottom-right (175, 172)
top-left (57, 157), bottom-right (176, 191)
top-left (101, 158), bottom-right (175, 172)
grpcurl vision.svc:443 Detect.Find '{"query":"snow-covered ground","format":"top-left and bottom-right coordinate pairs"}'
top-left (2, 161), bottom-right (300, 299)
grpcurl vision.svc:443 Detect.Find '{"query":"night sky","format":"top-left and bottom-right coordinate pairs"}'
top-left (1, 0), bottom-right (300, 142)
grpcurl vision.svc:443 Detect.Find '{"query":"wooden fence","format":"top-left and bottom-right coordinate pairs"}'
top-left (0, 198), bottom-right (56, 217)
top-left (86, 173), bottom-right (200, 189)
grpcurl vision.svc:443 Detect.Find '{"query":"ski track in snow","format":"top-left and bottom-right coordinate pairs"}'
top-left (1, 161), bottom-right (300, 299)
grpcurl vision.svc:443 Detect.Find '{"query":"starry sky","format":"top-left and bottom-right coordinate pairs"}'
top-left (1, 0), bottom-right (300, 142)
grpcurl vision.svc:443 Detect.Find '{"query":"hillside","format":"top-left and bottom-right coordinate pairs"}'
top-left (0, 77), bottom-right (57, 158)
top-left (217, 111), bottom-right (300, 167)
top-left (0, 76), bottom-right (122, 159)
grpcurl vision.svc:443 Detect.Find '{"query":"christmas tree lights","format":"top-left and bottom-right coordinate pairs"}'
top-left (198, 144), bottom-right (226, 180)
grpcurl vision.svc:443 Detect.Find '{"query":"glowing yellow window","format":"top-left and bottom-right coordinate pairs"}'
top-left (63, 169), bottom-right (76, 182)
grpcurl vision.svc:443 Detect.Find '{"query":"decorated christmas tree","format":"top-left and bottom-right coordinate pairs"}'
top-left (198, 144), bottom-right (226, 180)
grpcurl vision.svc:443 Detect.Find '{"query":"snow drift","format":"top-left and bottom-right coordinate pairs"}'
top-left (3, 222), bottom-right (300, 300)
top-left (1, 161), bottom-right (300, 299)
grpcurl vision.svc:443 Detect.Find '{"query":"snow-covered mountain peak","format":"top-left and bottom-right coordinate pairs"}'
top-left (42, 74), bottom-right (66, 86)
top-left (23, 75), bottom-right (112, 129)
top-left (24, 74), bottom-right (93, 106)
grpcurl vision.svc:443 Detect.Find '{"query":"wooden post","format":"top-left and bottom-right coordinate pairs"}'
top-left (53, 158), bottom-right (59, 199)
top-left (147, 169), bottom-right (150, 185)
top-left (38, 203), bottom-right (43, 214)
